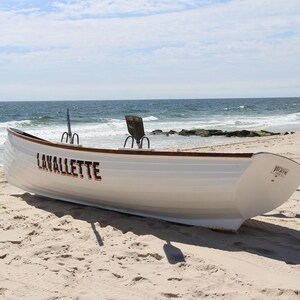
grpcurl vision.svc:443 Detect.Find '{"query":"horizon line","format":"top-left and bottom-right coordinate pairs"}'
top-left (0, 96), bottom-right (299, 102)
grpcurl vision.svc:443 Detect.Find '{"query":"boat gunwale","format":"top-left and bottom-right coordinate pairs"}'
top-left (7, 127), bottom-right (254, 158)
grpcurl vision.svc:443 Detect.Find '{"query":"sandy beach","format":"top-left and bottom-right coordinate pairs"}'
top-left (1, 134), bottom-right (300, 299)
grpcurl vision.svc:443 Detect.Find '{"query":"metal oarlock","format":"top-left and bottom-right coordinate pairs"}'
top-left (61, 108), bottom-right (80, 145)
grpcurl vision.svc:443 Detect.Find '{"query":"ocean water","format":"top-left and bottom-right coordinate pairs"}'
top-left (1, 98), bottom-right (300, 165)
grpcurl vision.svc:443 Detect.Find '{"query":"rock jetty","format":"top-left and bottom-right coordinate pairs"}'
top-left (150, 129), bottom-right (289, 138)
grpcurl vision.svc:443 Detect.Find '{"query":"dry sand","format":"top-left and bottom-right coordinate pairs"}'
top-left (1, 134), bottom-right (300, 299)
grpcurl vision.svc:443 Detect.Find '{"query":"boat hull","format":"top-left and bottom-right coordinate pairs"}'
top-left (4, 128), bottom-right (300, 230)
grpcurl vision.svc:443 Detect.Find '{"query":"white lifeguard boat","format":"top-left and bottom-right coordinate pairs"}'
top-left (4, 115), bottom-right (300, 231)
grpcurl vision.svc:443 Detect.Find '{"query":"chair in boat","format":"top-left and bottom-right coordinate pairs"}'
top-left (124, 115), bottom-right (150, 149)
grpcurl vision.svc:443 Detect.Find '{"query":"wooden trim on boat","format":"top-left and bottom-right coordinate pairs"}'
top-left (7, 127), bottom-right (253, 158)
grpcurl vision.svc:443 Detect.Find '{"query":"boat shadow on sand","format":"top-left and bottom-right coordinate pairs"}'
top-left (14, 192), bottom-right (300, 266)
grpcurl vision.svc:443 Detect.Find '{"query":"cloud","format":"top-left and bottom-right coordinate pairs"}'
top-left (0, 0), bottom-right (227, 17)
top-left (51, 0), bottom-right (225, 18)
top-left (0, 0), bottom-right (299, 100)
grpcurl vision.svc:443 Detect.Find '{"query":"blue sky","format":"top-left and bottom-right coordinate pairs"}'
top-left (0, 0), bottom-right (299, 100)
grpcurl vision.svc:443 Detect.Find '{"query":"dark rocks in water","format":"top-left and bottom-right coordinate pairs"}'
top-left (224, 130), bottom-right (279, 137)
top-left (151, 129), bottom-right (178, 136)
top-left (179, 129), bottom-right (224, 137)
top-left (225, 130), bottom-right (253, 137)
top-left (168, 130), bottom-right (177, 135)
top-left (151, 128), bottom-right (281, 137)
top-left (178, 129), bottom-right (189, 136)
top-left (183, 129), bottom-right (280, 137)
top-left (259, 130), bottom-right (280, 136)
top-left (151, 129), bottom-right (163, 135)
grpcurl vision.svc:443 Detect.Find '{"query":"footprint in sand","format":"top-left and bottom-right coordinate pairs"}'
top-left (0, 288), bottom-right (8, 295)
top-left (112, 272), bottom-right (123, 279)
top-left (129, 241), bottom-right (149, 250)
top-left (130, 276), bottom-right (148, 284)
top-left (167, 277), bottom-right (182, 281)
top-left (137, 253), bottom-right (163, 261)
top-left (261, 288), bottom-right (300, 297)
top-left (161, 292), bottom-right (181, 298)
top-left (0, 253), bottom-right (8, 259)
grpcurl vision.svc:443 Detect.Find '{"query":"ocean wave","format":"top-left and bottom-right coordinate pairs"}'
top-left (142, 112), bottom-right (300, 133)
top-left (234, 120), bottom-right (256, 126)
top-left (214, 112), bottom-right (300, 131)
top-left (1, 112), bottom-right (299, 154)
top-left (0, 120), bottom-right (31, 145)
top-left (1, 112), bottom-right (300, 149)
top-left (0, 119), bottom-right (32, 129)
top-left (33, 116), bottom-right (55, 123)
top-left (143, 116), bottom-right (158, 122)
top-left (221, 105), bottom-right (247, 111)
